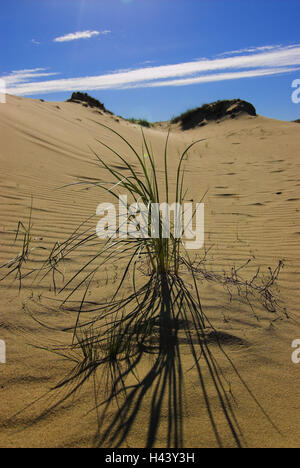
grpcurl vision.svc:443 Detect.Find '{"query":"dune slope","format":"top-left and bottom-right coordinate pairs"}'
top-left (0, 95), bottom-right (299, 448)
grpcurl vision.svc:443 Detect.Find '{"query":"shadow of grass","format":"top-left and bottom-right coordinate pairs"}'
top-left (47, 272), bottom-right (250, 448)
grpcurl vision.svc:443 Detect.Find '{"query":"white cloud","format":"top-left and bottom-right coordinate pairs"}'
top-left (53, 30), bottom-right (110, 43)
top-left (2, 68), bottom-right (59, 86)
top-left (31, 39), bottom-right (41, 45)
top-left (5, 43), bottom-right (300, 95)
top-left (217, 44), bottom-right (283, 57)
top-left (135, 67), bottom-right (300, 89)
top-left (140, 60), bottom-right (156, 65)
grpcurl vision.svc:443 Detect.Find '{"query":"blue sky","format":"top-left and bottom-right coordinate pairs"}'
top-left (1, 0), bottom-right (300, 121)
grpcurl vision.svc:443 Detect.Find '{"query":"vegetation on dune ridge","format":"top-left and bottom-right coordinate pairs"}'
top-left (66, 92), bottom-right (152, 126)
top-left (65, 93), bottom-right (259, 131)
top-left (67, 92), bottom-right (112, 114)
top-left (171, 99), bottom-right (257, 130)
top-left (127, 117), bottom-right (151, 128)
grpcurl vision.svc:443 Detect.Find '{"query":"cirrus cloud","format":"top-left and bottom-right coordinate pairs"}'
top-left (3, 43), bottom-right (300, 96)
top-left (2, 68), bottom-right (59, 87)
top-left (53, 30), bottom-right (111, 43)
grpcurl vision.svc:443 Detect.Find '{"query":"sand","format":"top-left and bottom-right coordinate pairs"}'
top-left (0, 94), bottom-right (299, 448)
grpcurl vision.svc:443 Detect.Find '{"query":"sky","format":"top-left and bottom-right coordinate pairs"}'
top-left (1, 0), bottom-right (300, 122)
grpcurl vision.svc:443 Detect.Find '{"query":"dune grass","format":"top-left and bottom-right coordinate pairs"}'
top-left (0, 126), bottom-right (286, 447)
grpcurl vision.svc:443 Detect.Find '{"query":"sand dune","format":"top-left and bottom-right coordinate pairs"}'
top-left (0, 94), bottom-right (299, 447)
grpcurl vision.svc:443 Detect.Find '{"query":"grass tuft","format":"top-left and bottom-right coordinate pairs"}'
top-left (1, 127), bottom-right (286, 448)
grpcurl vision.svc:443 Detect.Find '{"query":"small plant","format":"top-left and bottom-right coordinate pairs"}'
top-left (128, 118), bottom-right (151, 128)
top-left (0, 199), bottom-right (45, 290)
